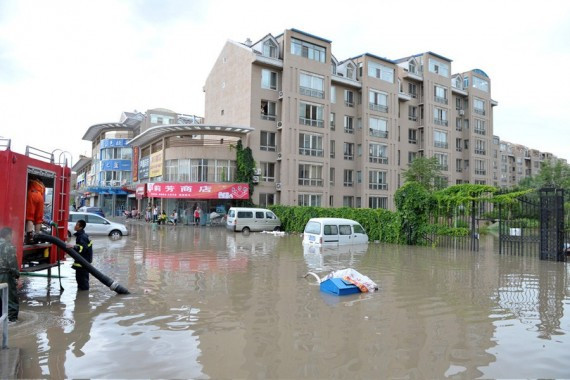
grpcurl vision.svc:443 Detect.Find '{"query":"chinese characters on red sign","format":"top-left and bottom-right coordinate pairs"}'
top-left (145, 182), bottom-right (249, 199)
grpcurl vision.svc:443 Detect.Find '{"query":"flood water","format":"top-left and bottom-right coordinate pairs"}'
top-left (9, 222), bottom-right (570, 378)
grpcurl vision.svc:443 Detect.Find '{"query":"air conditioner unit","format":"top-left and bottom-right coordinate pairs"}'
top-left (459, 109), bottom-right (465, 116)
top-left (254, 168), bottom-right (262, 175)
top-left (252, 175), bottom-right (260, 183)
top-left (276, 182), bottom-right (282, 191)
top-left (278, 91), bottom-right (284, 99)
top-left (277, 152), bottom-right (282, 160)
top-left (277, 121), bottom-right (283, 129)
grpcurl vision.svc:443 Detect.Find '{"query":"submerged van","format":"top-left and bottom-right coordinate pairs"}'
top-left (303, 218), bottom-right (368, 246)
top-left (226, 207), bottom-right (281, 232)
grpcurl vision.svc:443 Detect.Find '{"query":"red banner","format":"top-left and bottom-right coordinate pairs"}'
top-left (146, 182), bottom-right (249, 199)
top-left (135, 184), bottom-right (146, 199)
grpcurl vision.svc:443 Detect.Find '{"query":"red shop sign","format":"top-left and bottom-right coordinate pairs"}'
top-left (135, 184), bottom-right (146, 199)
top-left (146, 182), bottom-right (249, 199)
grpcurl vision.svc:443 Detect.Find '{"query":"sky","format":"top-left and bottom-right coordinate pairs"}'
top-left (1, 0), bottom-right (569, 164)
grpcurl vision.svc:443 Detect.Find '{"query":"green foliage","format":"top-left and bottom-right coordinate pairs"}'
top-left (402, 156), bottom-right (443, 191)
top-left (394, 182), bottom-right (431, 245)
top-left (234, 139), bottom-right (256, 205)
top-left (425, 225), bottom-right (470, 237)
top-left (269, 205), bottom-right (402, 244)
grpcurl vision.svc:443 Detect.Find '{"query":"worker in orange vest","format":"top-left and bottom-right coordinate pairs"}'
top-left (25, 178), bottom-right (45, 244)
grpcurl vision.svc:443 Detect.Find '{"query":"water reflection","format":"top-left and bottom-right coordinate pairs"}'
top-left (8, 225), bottom-right (570, 378)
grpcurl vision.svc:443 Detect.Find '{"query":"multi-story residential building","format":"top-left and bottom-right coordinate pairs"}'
top-left (203, 28), bottom-right (499, 210)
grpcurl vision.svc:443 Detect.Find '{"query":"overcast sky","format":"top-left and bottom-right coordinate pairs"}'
top-left (1, 0), bottom-right (569, 163)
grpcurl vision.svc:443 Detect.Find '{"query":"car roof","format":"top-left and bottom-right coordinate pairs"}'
top-left (70, 211), bottom-right (106, 218)
top-left (307, 218), bottom-right (361, 224)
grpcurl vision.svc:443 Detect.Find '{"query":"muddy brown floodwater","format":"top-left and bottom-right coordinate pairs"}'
top-left (8, 222), bottom-right (570, 378)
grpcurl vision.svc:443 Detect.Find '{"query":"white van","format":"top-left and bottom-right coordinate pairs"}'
top-left (303, 218), bottom-right (368, 246)
top-left (226, 207), bottom-right (281, 233)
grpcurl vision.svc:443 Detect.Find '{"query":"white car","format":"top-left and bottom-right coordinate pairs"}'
top-left (303, 218), bottom-right (368, 246)
top-left (68, 211), bottom-right (129, 238)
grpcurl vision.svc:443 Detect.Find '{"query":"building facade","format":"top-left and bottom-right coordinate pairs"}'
top-left (204, 29), bottom-right (500, 210)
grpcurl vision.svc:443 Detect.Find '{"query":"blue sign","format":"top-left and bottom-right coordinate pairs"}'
top-left (139, 156), bottom-right (150, 179)
top-left (101, 159), bottom-right (131, 171)
top-left (101, 138), bottom-right (130, 149)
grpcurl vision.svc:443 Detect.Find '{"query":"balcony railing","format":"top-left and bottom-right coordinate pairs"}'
top-left (344, 127), bottom-right (354, 134)
top-left (343, 181), bottom-right (353, 187)
top-left (369, 183), bottom-right (388, 190)
top-left (344, 154), bottom-right (354, 160)
top-left (409, 138), bottom-right (417, 144)
top-left (369, 157), bottom-right (388, 164)
top-left (369, 129), bottom-right (388, 138)
top-left (474, 108), bottom-right (485, 116)
top-left (435, 96), bottom-right (448, 105)
top-left (369, 103), bottom-right (388, 113)
top-left (261, 114), bottom-right (276, 121)
top-left (408, 116), bottom-right (417, 121)
top-left (299, 117), bottom-right (324, 128)
top-left (345, 101), bottom-right (354, 108)
top-left (300, 86), bottom-right (324, 99)
top-left (298, 178), bottom-right (324, 186)
top-left (438, 165), bottom-right (449, 171)
top-left (434, 118), bottom-right (448, 126)
top-left (456, 146), bottom-right (463, 152)
top-left (475, 149), bottom-right (486, 155)
top-left (434, 141), bottom-right (448, 149)
top-left (474, 128), bottom-right (486, 135)
top-left (299, 148), bottom-right (324, 157)
top-left (475, 169), bottom-right (486, 175)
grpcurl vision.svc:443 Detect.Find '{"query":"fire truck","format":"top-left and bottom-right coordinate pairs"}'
top-left (0, 139), bottom-right (71, 273)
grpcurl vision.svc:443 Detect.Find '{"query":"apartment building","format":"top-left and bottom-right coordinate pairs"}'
top-left (204, 28), bottom-right (499, 210)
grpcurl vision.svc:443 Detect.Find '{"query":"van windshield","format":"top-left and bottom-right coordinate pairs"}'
top-left (304, 221), bottom-right (321, 234)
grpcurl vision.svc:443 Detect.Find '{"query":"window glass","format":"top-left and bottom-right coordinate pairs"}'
top-left (228, 210), bottom-right (235, 217)
top-left (266, 212), bottom-right (276, 219)
top-left (353, 224), bottom-right (365, 234)
top-left (237, 211), bottom-right (253, 218)
top-left (305, 221), bottom-right (321, 234)
top-left (339, 225), bottom-right (352, 235)
top-left (324, 225), bottom-right (338, 235)
top-left (87, 215), bottom-right (105, 224)
top-left (255, 211), bottom-right (264, 218)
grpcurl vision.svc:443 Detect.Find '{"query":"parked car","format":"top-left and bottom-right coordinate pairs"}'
top-left (303, 218), bottom-right (368, 246)
top-left (226, 207), bottom-right (281, 233)
top-left (68, 211), bottom-right (128, 238)
top-left (78, 206), bottom-right (105, 218)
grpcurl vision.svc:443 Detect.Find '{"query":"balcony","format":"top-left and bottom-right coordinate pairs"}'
top-left (475, 149), bottom-right (486, 155)
top-left (474, 128), bottom-right (486, 135)
top-left (369, 103), bottom-right (388, 113)
top-left (369, 183), bottom-right (388, 190)
top-left (434, 96), bottom-right (448, 105)
top-left (403, 70), bottom-right (423, 82)
top-left (344, 154), bottom-right (354, 161)
top-left (434, 118), bottom-right (448, 127)
top-left (299, 117), bottom-right (324, 128)
top-left (438, 165), bottom-right (449, 171)
top-left (434, 141), bottom-right (449, 149)
top-left (369, 129), bottom-right (388, 138)
top-left (344, 101), bottom-right (354, 108)
top-left (299, 86), bottom-right (324, 99)
top-left (474, 108), bottom-right (486, 116)
top-left (475, 169), bottom-right (486, 175)
top-left (298, 178), bottom-right (323, 187)
top-left (261, 114), bottom-right (276, 121)
top-left (408, 116), bottom-right (417, 122)
top-left (369, 157), bottom-right (388, 164)
top-left (299, 148), bottom-right (324, 157)
top-left (344, 127), bottom-right (354, 134)
top-left (398, 92), bottom-right (412, 101)
top-left (456, 146), bottom-right (463, 152)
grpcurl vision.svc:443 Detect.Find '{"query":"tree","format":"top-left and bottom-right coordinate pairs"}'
top-left (519, 159), bottom-right (570, 192)
top-left (402, 156), bottom-right (443, 191)
top-left (234, 139), bottom-right (256, 202)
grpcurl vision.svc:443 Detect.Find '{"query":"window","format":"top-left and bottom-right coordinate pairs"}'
top-left (369, 90), bottom-right (388, 112)
top-left (475, 139), bottom-right (486, 155)
top-left (342, 197), bottom-right (354, 208)
top-left (191, 159), bottom-right (209, 182)
top-left (369, 117), bottom-right (388, 138)
top-left (343, 142), bottom-right (354, 160)
top-left (434, 130), bottom-right (448, 149)
top-left (330, 140), bottom-right (335, 158)
top-left (260, 131), bottom-right (276, 151)
top-left (330, 86), bottom-right (336, 103)
top-left (456, 138), bottom-right (462, 152)
top-left (150, 114), bottom-right (174, 124)
top-left (259, 193), bottom-right (275, 207)
top-left (324, 225), bottom-right (338, 235)
top-left (300, 72), bottom-right (324, 98)
top-left (475, 159), bottom-right (486, 175)
top-left (368, 61), bottom-right (394, 83)
top-left (343, 169), bottom-right (353, 187)
top-left (330, 112), bottom-right (335, 129)
top-left (299, 133), bottom-right (323, 156)
top-left (434, 85), bottom-right (448, 104)
top-left (290, 38), bottom-right (326, 63)
top-left (474, 119), bottom-right (486, 135)
top-left (408, 152), bottom-right (417, 164)
top-left (298, 164), bottom-right (323, 186)
top-left (408, 60), bottom-right (417, 74)
top-left (463, 76), bottom-right (469, 89)
top-left (433, 108), bottom-right (448, 126)
top-left (299, 102), bottom-right (324, 127)
top-left (473, 76), bottom-right (489, 92)
top-left (356, 170), bottom-right (362, 183)
top-left (369, 170), bottom-right (387, 190)
top-left (261, 162), bottom-right (275, 182)
top-left (262, 40), bottom-right (277, 58)
top-left (434, 153), bottom-right (448, 171)
top-left (408, 129), bottom-right (417, 144)
top-left (369, 143), bottom-right (388, 164)
top-left (344, 90), bottom-right (354, 107)
top-left (344, 116), bottom-right (354, 134)
top-left (369, 196), bottom-right (387, 209)
top-left (298, 193), bottom-right (322, 206)
top-left (330, 167), bottom-right (335, 185)
top-left (260, 100), bottom-right (276, 121)
top-left (346, 64), bottom-right (354, 79)
top-left (474, 98), bottom-right (485, 115)
top-left (456, 158), bottom-right (462, 172)
top-left (408, 106), bottom-right (417, 121)
top-left (456, 118), bottom-right (462, 131)
top-left (261, 69), bottom-right (277, 90)
top-left (428, 58), bottom-right (449, 77)
top-left (356, 197), bottom-right (362, 208)
top-left (408, 83), bottom-right (417, 98)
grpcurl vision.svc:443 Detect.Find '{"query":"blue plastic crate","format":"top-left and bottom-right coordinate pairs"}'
top-left (320, 278), bottom-right (361, 296)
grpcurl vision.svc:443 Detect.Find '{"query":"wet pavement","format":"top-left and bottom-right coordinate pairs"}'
top-left (6, 221), bottom-right (570, 378)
